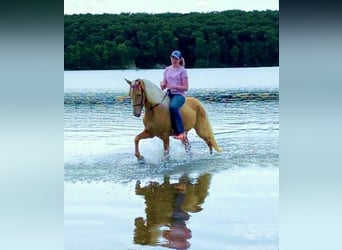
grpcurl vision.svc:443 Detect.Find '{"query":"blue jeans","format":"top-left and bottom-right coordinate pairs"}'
top-left (169, 94), bottom-right (185, 135)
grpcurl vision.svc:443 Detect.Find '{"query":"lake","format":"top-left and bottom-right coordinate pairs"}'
top-left (64, 67), bottom-right (279, 250)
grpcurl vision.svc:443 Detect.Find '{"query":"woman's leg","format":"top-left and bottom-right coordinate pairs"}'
top-left (169, 94), bottom-right (185, 135)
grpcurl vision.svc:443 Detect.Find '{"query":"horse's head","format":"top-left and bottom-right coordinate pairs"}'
top-left (125, 78), bottom-right (145, 117)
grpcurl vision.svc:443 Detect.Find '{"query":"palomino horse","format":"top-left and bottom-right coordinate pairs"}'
top-left (125, 78), bottom-right (222, 161)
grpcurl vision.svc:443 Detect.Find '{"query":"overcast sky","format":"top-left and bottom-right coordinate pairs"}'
top-left (64, 0), bottom-right (279, 15)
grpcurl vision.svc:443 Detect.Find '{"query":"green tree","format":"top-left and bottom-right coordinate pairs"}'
top-left (64, 10), bottom-right (278, 70)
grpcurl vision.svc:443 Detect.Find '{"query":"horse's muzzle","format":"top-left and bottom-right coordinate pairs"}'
top-left (133, 112), bottom-right (141, 117)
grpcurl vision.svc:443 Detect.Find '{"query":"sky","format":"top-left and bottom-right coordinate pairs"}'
top-left (64, 0), bottom-right (279, 15)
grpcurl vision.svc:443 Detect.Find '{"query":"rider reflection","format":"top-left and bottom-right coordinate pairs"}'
top-left (133, 173), bottom-right (211, 249)
top-left (163, 181), bottom-right (191, 249)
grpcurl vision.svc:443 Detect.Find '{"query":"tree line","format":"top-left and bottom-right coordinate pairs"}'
top-left (64, 10), bottom-right (278, 70)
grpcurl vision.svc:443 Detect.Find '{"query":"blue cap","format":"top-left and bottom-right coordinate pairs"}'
top-left (171, 50), bottom-right (182, 59)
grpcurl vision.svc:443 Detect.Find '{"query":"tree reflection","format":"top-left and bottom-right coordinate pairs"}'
top-left (134, 173), bottom-right (211, 249)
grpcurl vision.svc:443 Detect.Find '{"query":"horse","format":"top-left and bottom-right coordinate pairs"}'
top-left (125, 78), bottom-right (222, 162)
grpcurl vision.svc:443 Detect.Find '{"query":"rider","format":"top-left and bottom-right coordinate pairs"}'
top-left (160, 50), bottom-right (188, 140)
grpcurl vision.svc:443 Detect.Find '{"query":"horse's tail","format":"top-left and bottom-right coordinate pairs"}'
top-left (195, 102), bottom-right (222, 153)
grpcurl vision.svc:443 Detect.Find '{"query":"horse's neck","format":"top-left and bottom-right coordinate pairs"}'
top-left (142, 79), bottom-right (169, 106)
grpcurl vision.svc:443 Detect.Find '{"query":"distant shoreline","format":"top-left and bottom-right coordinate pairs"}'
top-left (64, 65), bottom-right (279, 71)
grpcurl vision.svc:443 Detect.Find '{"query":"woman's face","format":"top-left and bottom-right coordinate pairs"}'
top-left (170, 56), bottom-right (180, 66)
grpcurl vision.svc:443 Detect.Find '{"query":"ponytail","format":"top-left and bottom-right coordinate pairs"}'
top-left (180, 57), bottom-right (185, 67)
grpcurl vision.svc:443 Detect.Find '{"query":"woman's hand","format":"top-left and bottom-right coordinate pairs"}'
top-left (166, 83), bottom-right (174, 90)
top-left (160, 81), bottom-right (167, 90)
top-left (166, 82), bottom-right (188, 91)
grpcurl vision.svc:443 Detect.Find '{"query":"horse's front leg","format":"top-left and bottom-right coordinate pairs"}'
top-left (161, 137), bottom-right (170, 161)
top-left (162, 137), bottom-right (170, 156)
top-left (135, 129), bottom-right (153, 161)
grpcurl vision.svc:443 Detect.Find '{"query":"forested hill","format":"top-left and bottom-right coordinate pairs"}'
top-left (64, 10), bottom-right (278, 70)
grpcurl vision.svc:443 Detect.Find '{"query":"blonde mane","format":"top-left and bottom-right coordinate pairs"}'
top-left (142, 79), bottom-right (170, 106)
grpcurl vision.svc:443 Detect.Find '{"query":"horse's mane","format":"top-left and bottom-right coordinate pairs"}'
top-left (142, 79), bottom-right (170, 105)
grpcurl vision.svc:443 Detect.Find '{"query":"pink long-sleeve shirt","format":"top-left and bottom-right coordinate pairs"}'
top-left (163, 66), bottom-right (188, 97)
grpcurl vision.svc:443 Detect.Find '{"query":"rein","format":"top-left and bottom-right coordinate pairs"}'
top-left (150, 90), bottom-right (169, 110)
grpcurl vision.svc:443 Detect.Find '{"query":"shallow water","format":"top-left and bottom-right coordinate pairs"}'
top-left (64, 68), bottom-right (279, 250)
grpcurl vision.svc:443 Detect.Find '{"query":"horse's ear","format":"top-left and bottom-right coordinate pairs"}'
top-left (124, 78), bottom-right (132, 85)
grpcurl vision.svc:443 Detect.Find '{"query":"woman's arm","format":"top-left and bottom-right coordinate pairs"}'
top-left (160, 69), bottom-right (168, 90)
top-left (160, 79), bottom-right (167, 90)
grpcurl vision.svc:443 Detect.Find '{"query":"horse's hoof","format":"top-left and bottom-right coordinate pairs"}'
top-left (162, 153), bottom-right (170, 162)
top-left (137, 156), bottom-right (146, 164)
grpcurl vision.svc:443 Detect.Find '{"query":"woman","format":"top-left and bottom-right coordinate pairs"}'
top-left (160, 50), bottom-right (188, 140)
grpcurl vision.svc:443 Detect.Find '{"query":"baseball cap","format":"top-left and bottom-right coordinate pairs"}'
top-left (170, 50), bottom-right (182, 59)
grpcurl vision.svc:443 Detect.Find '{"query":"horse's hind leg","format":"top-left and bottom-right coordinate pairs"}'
top-left (181, 132), bottom-right (191, 154)
top-left (194, 127), bottom-right (213, 154)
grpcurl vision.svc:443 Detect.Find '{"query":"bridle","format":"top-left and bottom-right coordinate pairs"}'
top-left (130, 81), bottom-right (145, 109)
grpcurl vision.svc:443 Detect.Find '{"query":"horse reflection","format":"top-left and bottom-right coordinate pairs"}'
top-left (133, 173), bottom-right (211, 249)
